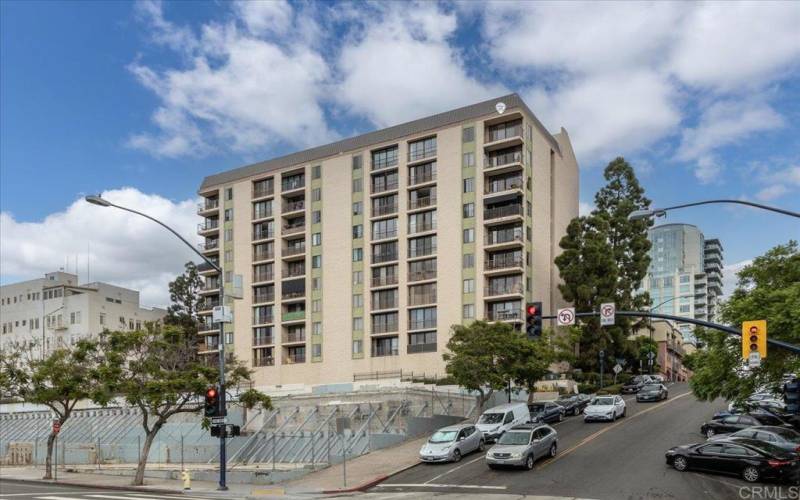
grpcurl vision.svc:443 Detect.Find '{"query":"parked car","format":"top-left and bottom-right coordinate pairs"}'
top-left (584, 395), bottom-right (626, 422)
top-left (636, 383), bottom-right (669, 402)
top-left (650, 375), bottom-right (665, 383)
top-left (485, 424), bottom-right (558, 470)
top-left (730, 393), bottom-right (786, 412)
top-left (476, 402), bottom-right (531, 442)
top-left (666, 439), bottom-right (800, 483)
top-left (529, 401), bottom-right (566, 423)
top-left (709, 426), bottom-right (800, 453)
top-left (621, 377), bottom-right (647, 394)
top-left (556, 394), bottom-right (591, 416)
top-left (702, 413), bottom-right (794, 438)
top-left (419, 423), bottom-right (485, 463)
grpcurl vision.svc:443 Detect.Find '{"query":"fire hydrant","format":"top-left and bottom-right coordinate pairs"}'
top-left (181, 469), bottom-right (191, 490)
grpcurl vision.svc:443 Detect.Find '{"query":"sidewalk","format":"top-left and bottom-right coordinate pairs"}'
top-left (282, 435), bottom-right (427, 494)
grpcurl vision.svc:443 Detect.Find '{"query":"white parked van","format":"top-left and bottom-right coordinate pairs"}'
top-left (475, 402), bottom-right (530, 442)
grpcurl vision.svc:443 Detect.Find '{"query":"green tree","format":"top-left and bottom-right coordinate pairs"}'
top-left (97, 323), bottom-right (270, 485)
top-left (0, 340), bottom-right (104, 479)
top-left (166, 261), bottom-right (204, 328)
top-left (690, 241), bottom-right (800, 403)
top-left (443, 321), bottom-right (521, 409)
top-left (555, 157), bottom-right (652, 371)
top-left (510, 328), bottom-right (574, 402)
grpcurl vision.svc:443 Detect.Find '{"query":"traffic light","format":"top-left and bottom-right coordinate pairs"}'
top-left (785, 378), bottom-right (800, 415)
top-left (204, 386), bottom-right (220, 418)
top-left (741, 320), bottom-right (767, 360)
top-left (526, 302), bottom-right (543, 339)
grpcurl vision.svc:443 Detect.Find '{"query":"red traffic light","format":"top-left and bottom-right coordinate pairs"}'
top-left (206, 388), bottom-right (217, 398)
top-left (527, 305), bottom-right (537, 316)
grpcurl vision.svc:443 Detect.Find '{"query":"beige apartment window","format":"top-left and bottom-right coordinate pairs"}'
top-left (225, 250), bottom-right (233, 262)
top-left (352, 202), bottom-right (362, 215)
top-left (352, 155), bottom-right (362, 171)
top-left (462, 127), bottom-right (475, 143)
top-left (463, 152), bottom-right (475, 168)
top-left (463, 228), bottom-right (475, 243)
top-left (352, 294), bottom-right (363, 308)
top-left (463, 304), bottom-right (475, 319)
top-left (353, 271), bottom-right (363, 285)
top-left (313, 322), bottom-right (322, 335)
top-left (352, 179), bottom-right (363, 193)
top-left (99, 313), bottom-right (105, 325)
top-left (463, 279), bottom-right (474, 294)
top-left (352, 317), bottom-right (363, 331)
top-left (312, 277), bottom-right (321, 290)
top-left (352, 339), bottom-right (363, 354)
top-left (312, 165), bottom-right (321, 179)
top-left (463, 254), bottom-right (474, 269)
top-left (312, 188), bottom-right (321, 202)
top-left (312, 299), bottom-right (322, 313)
top-left (463, 178), bottom-right (474, 193)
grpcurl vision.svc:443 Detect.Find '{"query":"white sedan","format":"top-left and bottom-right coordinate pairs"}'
top-left (583, 395), bottom-right (626, 422)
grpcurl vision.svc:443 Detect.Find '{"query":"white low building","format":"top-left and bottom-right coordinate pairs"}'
top-left (0, 271), bottom-right (165, 356)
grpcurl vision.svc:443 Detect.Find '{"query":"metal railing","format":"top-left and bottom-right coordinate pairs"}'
top-left (408, 245), bottom-right (436, 258)
top-left (282, 224), bottom-right (305, 235)
top-left (408, 222), bottom-right (436, 234)
top-left (253, 185), bottom-right (274, 198)
top-left (197, 221), bottom-right (219, 232)
top-left (408, 172), bottom-right (436, 186)
top-left (282, 268), bottom-right (305, 278)
top-left (408, 270), bottom-right (436, 282)
top-left (486, 231), bottom-right (523, 245)
top-left (254, 250), bottom-right (274, 261)
top-left (372, 181), bottom-right (399, 194)
top-left (485, 255), bottom-right (523, 270)
top-left (484, 150), bottom-right (522, 169)
top-left (372, 322), bottom-right (398, 334)
top-left (371, 275), bottom-right (398, 287)
top-left (408, 320), bottom-right (436, 330)
top-left (198, 200), bottom-right (219, 212)
top-left (283, 331), bottom-right (306, 343)
top-left (487, 309), bottom-right (522, 321)
top-left (281, 290), bottom-right (305, 300)
top-left (372, 252), bottom-right (398, 263)
top-left (485, 124), bottom-right (523, 143)
top-left (282, 311), bottom-right (306, 322)
top-left (409, 293), bottom-right (437, 306)
top-left (486, 283), bottom-right (523, 296)
top-left (253, 230), bottom-right (274, 240)
top-left (409, 197), bottom-right (436, 210)
top-left (253, 293), bottom-right (275, 304)
top-left (372, 203), bottom-right (397, 216)
top-left (485, 204), bottom-right (523, 220)
top-left (408, 147), bottom-right (437, 162)
top-left (198, 241), bottom-right (219, 251)
top-left (284, 353), bottom-right (306, 364)
top-left (407, 343), bottom-right (437, 354)
top-left (282, 180), bottom-right (305, 192)
top-left (283, 244), bottom-right (306, 255)
top-left (485, 178), bottom-right (523, 194)
top-left (253, 315), bottom-right (274, 325)
top-left (283, 201), bottom-right (305, 213)
top-left (253, 272), bottom-right (274, 283)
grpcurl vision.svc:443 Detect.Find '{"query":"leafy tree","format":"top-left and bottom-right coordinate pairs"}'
top-left (690, 241), bottom-right (800, 403)
top-left (97, 323), bottom-right (270, 485)
top-left (443, 321), bottom-right (521, 409)
top-left (166, 261), bottom-right (204, 328)
top-left (0, 340), bottom-right (104, 479)
top-left (510, 328), bottom-right (574, 402)
top-left (555, 157), bottom-right (652, 371)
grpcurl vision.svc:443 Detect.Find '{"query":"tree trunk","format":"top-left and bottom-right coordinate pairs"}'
top-left (133, 425), bottom-right (161, 486)
top-left (43, 431), bottom-right (56, 480)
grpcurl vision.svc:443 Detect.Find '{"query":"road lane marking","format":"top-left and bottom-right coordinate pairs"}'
top-left (536, 391), bottom-right (692, 470)
top-left (422, 453), bottom-right (486, 484)
top-left (34, 497), bottom-right (91, 500)
top-left (377, 483), bottom-right (507, 490)
top-left (0, 494), bottom-right (121, 498)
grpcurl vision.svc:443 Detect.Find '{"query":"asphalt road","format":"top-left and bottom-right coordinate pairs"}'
top-left (372, 383), bottom-right (754, 499)
top-left (0, 481), bottom-right (206, 500)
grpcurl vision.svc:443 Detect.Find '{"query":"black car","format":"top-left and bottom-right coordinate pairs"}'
top-left (636, 383), bottom-right (668, 402)
top-left (621, 377), bottom-right (647, 394)
top-left (528, 402), bottom-right (565, 423)
top-left (666, 439), bottom-right (800, 483)
top-left (555, 394), bottom-right (591, 416)
top-left (702, 413), bottom-right (794, 438)
top-left (710, 426), bottom-right (800, 453)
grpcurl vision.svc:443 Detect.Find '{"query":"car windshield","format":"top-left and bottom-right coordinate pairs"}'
top-left (497, 431), bottom-right (530, 445)
top-left (592, 397), bottom-right (614, 406)
top-left (428, 430), bottom-right (458, 443)
top-left (479, 413), bottom-right (503, 424)
top-left (529, 403), bottom-right (546, 412)
top-left (557, 398), bottom-right (573, 405)
top-left (768, 427), bottom-right (800, 441)
top-left (642, 385), bottom-right (660, 391)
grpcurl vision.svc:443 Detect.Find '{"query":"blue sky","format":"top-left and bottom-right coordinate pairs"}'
top-left (2, 1), bottom-right (799, 306)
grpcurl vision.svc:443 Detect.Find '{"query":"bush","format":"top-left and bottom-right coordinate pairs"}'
top-left (597, 384), bottom-right (623, 395)
top-left (578, 383), bottom-right (599, 394)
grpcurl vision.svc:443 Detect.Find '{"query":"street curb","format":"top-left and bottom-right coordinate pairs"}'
top-left (320, 461), bottom-right (419, 494)
top-left (0, 476), bottom-right (183, 495)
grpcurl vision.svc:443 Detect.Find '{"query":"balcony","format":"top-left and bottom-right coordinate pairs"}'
top-left (372, 322), bottom-right (398, 334)
top-left (252, 271), bottom-right (274, 283)
top-left (253, 335), bottom-right (274, 346)
top-left (485, 178), bottom-right (523, 195)
top-left (408, 246), bottom-right (436, 259)
top-left (197, 300), bottom-right (220, 313)
top-left (282, 223), bottom-right (305, 236)
top-left (253, 315), bottom-right (274, 326)
top-left (372, 203), bottom-right (398, 217)
top-left (371, 275), bottom-right (398, 287)
top-left (408, 222), bottom-right (436, 235)
top-left (486, 231), bottom-right (523, 246)
top-left (197, 261), bottom-right (220, 274)
top-left (283, 201), bottom-right (305, 214)
top-left (253, 356), bottom-right (274, 367)
top-left (253, 292), bottom-right (275, 304)
top-left (409, 320), bottom-right (436, 331)
top-left (253, 229), bottom-right (274, 241)
top-left (487, 309), bottom-right (522, 322)
top-left (281, 289), bottom-right (306, 300)
top-left (372, 299), bottom-right (399, 311)
top-left (197, 220), bottom-right (219, 234)
top-left (283, 330), bottom-right (306, 343)
top-left (408, 172), bottom-right (436, 187)
top-left (484, 204), bottom-right (523, 221)
top-left (408, 270), bottom-right (436, 282)
top-left (253, 249), bottom-right (274, 262)
top-left (284, 353), bottom-right (306, 364)
top-left (282, 310), bottom-right (306, 322)
top-left (372, 252), bottom-right (398, 264)
top-left (484, 151), bottom-right (523, 170)
top-left (253, 184), bottom-right (274, 199)
top-left (486, 283), bottom-right (523, 297)
top-left (282, 267), bottom-right (305, 279)
top-left (408, 343), bottom-right (437, 354)
top-left (197, 199), bottom-right (219, 213)
top-left (372, 229), bottom-right (398, 241)
top-left (199, 280), bottom-right (221, 294)
top-left (282, 179), bottom-right (305, 192)
top-left (485, 255), bottom-right (523, 271)
top-left (484, 124), bottom-right (523, 148)
top-left (408, 147), bottom-right (437, 164)
top-left (198, 240), bottom-right (219, 252)
top-left (408, 197), bottom-right (436, 211)
top-left (409, 293), bottom-right (437, 306)
top-left (372, 345), bottom-right (399, 357)
top-left (198, 321), bottom-right (216, 334)
top-left (283, 243), bottom-right (306, 256)
top-left (372, 181), bottom-right (399, 195)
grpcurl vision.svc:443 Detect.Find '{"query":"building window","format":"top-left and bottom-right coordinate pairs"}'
top-left (408, 137), bottom-right (436, 162)
top-left (312, 165), bottom-right (321, 179)
top-left (352, 155), bottom-right (362, 171)
top-left (409, 307), bottom-right (436, 330)
top-left (371, 145), bottom-right (399, 170)
top-left (463, 178), bottom-right (474, 193)
top-left (226, 188), bottom-right (233, 200)
top-left (352, 339), bottom-right (363, 354)
top-left (99, 313), bottom-right (105, 325)
top-left (527, 201), bottom-right (532, 217)
top-left (312, 277), bottom-right (321, 290)
top-left (679, 305), bottom-right (691, 313)
top-left (463, 253), bottom-right (474, 268)
top-left (224, 208), bottom-right (233, 221)
top-left (463, 279), bottom-right (474, 294)
top-left (352, 294), bottom-right (363, 308)
top-left (463, 203), bottom-right (474, 218)
top-left (353, 248), bottom-right (363, 262)
top-left (352, 201), bottom-right (363, 215)
top-left (313, 322), bottom-right (322, 336)
top-left (312, 187), bottom-right (321, 202)
top-left (353, 271), bottom-right (363, 285)
top-left (680, 275), bottom-right (691, 283)
top-left (312, 210), bottom-right (321, 224)
top-left (312, 255), bottom-right (322, 268)
top-left (225, 250), bottom-right (233, 263)
top-left (352, 317), bottom-right (363, 331)
top-left (463, 228), bottom-right (475, 243)
top-left (312, 299), bottom-right (322, 313)
top-left (312, 233), bottom-right (322, 246)
top-left (312, 344), bottom-right (322, 358)
top-left (352, 178), bottom-right (363, 193)
top-left (353, 225), bottom-right (363, 239)
top-left (408, 236), bottom-right (436, 258)
top-left (463, 152), bottom-right (475, 168)
top-left (463, 304), bottom-right (475, 319)
top-left (462, 126), bottom-right (475, 143)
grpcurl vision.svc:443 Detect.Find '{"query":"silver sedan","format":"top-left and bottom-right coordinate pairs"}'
top-left (419, 423), bottom-right (485, 463)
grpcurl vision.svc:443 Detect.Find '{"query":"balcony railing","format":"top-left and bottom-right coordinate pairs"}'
top-left (486, 283), bottom-right (523, 297)
top-left (198, 221), bottom-right (219, 232)
top-left (253, 250), bottom-right (274, 261)
top-left (408, 270), bottom-right (436, 282)
top-left (253, 272), bottom-right (274, 283)
top-left (484, 151), bottom-right (523, 169)
top-left (372, 252), bottom-right (398, 263)
top-left (485, 204), bottom-right (524, 220)
top-left (407, 343), bottom-right (437, 354)
top-left (285, 353), bottom-right (306, 364)
top-left (408, 246), bottom-right (436, 258)
top-left (253, 229), bottom-right (274, 241)
top-left (372, 299), bottom-right (399, 310)
top-left (282, 310), bottom-right (306, 322)
top-left (485, 178), bottom-right (523, 194)
top-left (409, 293), bottom-right (437, 306)
top-left (198, 301), bottom-right (220, 312)
top-left (281, 289), bottom-right (305, 300)
top-left (284, 244), bottom-right (306, 255)
top-left (409, 197), bottom-right (436, 210)
top-left (408, 147), bottom-right (437, 162)
top-left (372, 203), bottom-right (397, 216)
top-left (282, 179), bottom-right (305, 192)
top-left (197, 261), bottom-right (220, 273)
top-left (253, 293), bottom-right (275, 304)
top-left (485, 255), bottom-right (523, 270)
top-left (282, 268), bottom-right (305, 278)
top-left (283, 201), bottom-right (305, 213)
top-left (283, 331), bottom-right (306, 343)
top-left (408, 222), bottom-right (436, 234)
top-left (201, 280), bottom-right (221, 292)
top-left (198, 199), bottom-right (219, 212)
top-left (485, 125), bottom-right (523, 143)
top-left (253, 209), bottom-right (273, 220)
top-left (253, 315), bottom-right (274, 325)
top-left (282, 223), bottom-right (305, 235)
top-left (487, 309), bottom-right (522, 321)
top-left (372, 229), bottom-right (398, 241)
top-left (253, 336), bottom-right (274, 346)
top-left (409, 172), bottom-right (436, 186)
top-left (199, 321), bottom-right (216, 332)
top-left (198, 241), bottom-right (219, 252)
top-left (253, 185), bottom-right (274, 198)
top-left (409, 320), bottom-right (436, 330)
top-left (254, 356), bottom-right (274, 367)
top-left (486, 231), bottom-right (523, 245)
top-left (372, 322), bottom-right (398, 334)
top-left (371, 275), bottom-right (398, 287)
top-left (372, 346), bottom-right (399, 357)
top-left (372, 181), bottom-right (399, 194)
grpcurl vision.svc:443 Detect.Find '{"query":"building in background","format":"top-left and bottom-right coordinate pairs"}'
top-left (196, 94), bottom-right (579, 387)
top-left (641, 223), bottom-right (724, 344)
top-left (631, 320), bottom-right (692, 381)
top-left (0, 271), bottom-right (165, 357)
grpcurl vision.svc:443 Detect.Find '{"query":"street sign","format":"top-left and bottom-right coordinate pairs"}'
top-left (613, 364), bottom-right (622, 374)
top-left (748, 351), bottom-right (762, 368)
top-left (647, 351), bottom-right (655, 360)
top-left (599, 350), bottom-right (605, 358)
top-left (212, 306), bottom-right (232, 323)
top-left (557, 307), bottom-right (576, 326)
top-left (600, 303), bottom-right (615, 326)
top-left (211, 416), bottom-right (226, 424)
top-left (52, 420), bottom-right (61, 434)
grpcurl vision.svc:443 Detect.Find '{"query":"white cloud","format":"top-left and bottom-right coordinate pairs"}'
top-left (335, 3), bottom-right (504, 128)
top-left (234, 0), bottom-right (293, 36)
top-left (579, 201), bottom-right (593, 216)
top-left (751, 163), bottom-right (800, 201)
top-left (755, 185), bottom-right (789, 202)
top-left (721, 259), bottom-right (753, 298)
top-left (0, 188), bottom-right (198, 308)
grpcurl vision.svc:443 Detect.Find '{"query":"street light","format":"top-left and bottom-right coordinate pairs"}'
top-left (84, 194), bottom-right (229, 490)
top-left (628, 199), bottom-right (800, 221)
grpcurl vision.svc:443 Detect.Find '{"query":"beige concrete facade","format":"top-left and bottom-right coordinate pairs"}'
top-left (197, 94), bottom-right (579, 388)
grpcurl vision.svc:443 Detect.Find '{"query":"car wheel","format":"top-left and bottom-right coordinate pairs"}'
top-left (558, 412), bottom-right (564, 422)
top-left (673, 456), bottom-right (688, 471)
top-left (549, 443), bottom-right (557, 458)
top-left (452, 449), bottom-right (461, 462)
top-left (612, 412), bottom-right (617, 421)
top-left (478, 439), bottom-right (485, 452)
top-left (742, 465), bottom-right (760, 483)
top-left (706, 428), bottom-right (715, 438)
top-left (525, 454), bottom-right (534, 470)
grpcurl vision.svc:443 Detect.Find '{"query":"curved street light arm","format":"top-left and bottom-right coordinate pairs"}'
top-left (656, 199), bottom-right (800, 219)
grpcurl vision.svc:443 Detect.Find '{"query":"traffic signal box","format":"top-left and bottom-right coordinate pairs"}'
top-left (204, 386), bottom-right (220, 418)
top-left (741, 320), bottom-right (767, 360)
top-left (526, 302), bottom-right (543, 339)
top-left (785, 378), bottom-right (800, 415)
